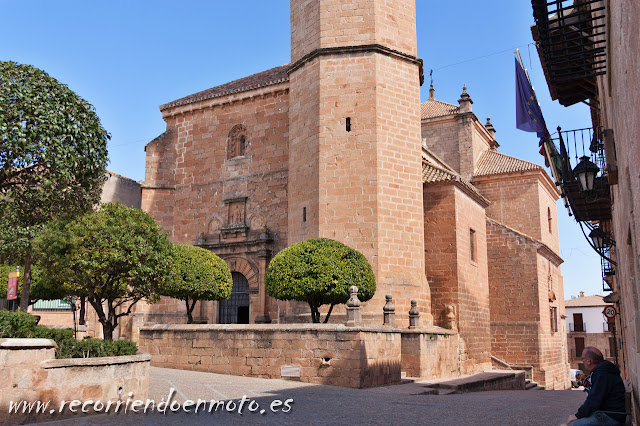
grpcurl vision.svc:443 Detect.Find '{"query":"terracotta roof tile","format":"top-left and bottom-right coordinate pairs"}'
top-left (565, 295), bottom-right (607, 307)
top-left (422, 162), bottom-right (457, 183)
top-left (423, 161), bottom-right (489, 205)
top-left (160, 64), bottom-right (290, 111)
top-left (421, 99), bottom-right (459, 119)
top-left (474, 150), bottom-right (543, 177)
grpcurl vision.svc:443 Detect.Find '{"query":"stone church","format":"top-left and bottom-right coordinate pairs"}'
top-left (136, 0), bottom-right (569, 389)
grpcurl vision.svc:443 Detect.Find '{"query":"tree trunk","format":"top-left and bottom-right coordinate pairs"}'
top-left (309, 302), bottom-right (320, 323)
top-left (18, 249), bottom-right (32, 311)
top-left (88, 297), bottom-right (115, 341)
top-left (79, 297), bottom-right (86, 325)
top-left (323, 303), bottom-right (335, 323)
top-left (185, 298), bottom-right (194, 324)
top-left (102, 322), bottom-right (114, 341)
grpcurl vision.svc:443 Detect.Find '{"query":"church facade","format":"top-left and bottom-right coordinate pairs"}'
top-left (137, 0), bottom-right (569, 389)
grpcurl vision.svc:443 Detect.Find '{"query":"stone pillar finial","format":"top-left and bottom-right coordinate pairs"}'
top-left (408, 299), bottom-right (420, 329)
top-left (347, 286), bottom-right (361, 307)
top-left (485, 116), bottom-right (499, 149)
top-left (458, 84), bottom-right (473, 113)
top-left (345, 286), bottom-right (362, 326)
top-left (445, 304), bottom-right (456, 329)
top-left (429, 69), bottom-right (435, 100)
top-left (383, 294), bottom-right (396, 327)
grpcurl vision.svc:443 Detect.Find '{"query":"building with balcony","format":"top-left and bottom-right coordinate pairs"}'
top-left (565, 293), bottom-right (616, 370)
top-left (530, 0), bottom-right (639, 420)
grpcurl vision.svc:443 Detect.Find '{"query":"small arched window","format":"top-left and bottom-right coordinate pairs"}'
top-left (227, 124), bottom-right (247, 159)
top-left (548, 207), bottom-right (552, 233)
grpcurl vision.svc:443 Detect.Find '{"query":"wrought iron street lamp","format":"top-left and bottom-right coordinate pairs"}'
top-left (589, 227), bottom-right (607, 249)
top-left (573, 155), bottom-right (600, 192)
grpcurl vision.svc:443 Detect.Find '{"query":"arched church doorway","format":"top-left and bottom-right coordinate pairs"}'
top-left (219, 272), bottom-right (250, 324)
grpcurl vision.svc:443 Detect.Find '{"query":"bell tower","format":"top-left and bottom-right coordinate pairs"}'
top-left (288, 0), bottom-right (431, 323)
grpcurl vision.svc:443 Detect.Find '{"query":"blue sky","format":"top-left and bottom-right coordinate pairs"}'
top-left (1, 1), bottom-right (604, 299)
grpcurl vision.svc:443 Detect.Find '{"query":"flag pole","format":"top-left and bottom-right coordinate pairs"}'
top-left (514, 50), bottom-right (572, 216)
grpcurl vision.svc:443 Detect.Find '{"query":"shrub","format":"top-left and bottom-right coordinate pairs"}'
top-left (0, 310), bottom-right (136, 358)
top-left (0, 310), bottom-right (38, 337)
top-left (57, 338), bottom-right (138, 359)
top-left (264, 238), bottom-right (376, 323)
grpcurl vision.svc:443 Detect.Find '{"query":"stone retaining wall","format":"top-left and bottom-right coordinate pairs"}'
top-left (140, 324), bottom-right (406, 388)
top-left (0, 339), bottom-right (150, 423)
top-left (401, 329), bottom-right (460, 379)
top-left (139, 324), bottom-right (460, 388)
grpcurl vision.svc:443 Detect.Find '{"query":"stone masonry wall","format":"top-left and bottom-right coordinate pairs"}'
top-left (423, 182), bottom-right (491, 374)
top-left (454, 186), bottom-right (491, 373)
top-left (290, 0), bottom-right (417, 63)
top-left (487, 219), bottom-right (569, 389)
top-left (486, 220), bottom-right (542, 380)
top-left (595, 0), bottom-right (640, 419)
top-left (421, 118), bottom-right (460, 175)
top-left (536, 250), bottom-right (570, 390)
top-left (424, 183), bottom-right (458, 325)
top-left (289, 0), bottom-right (428, 325)
top-left (139, 84), bottom-right (290, 326)
top-left (401, 330), bottom-right (459, 379)
top-left (139, 324), bottom-right (401, 388)
top-left (473, 171), bottom-right (559, 253)
top-left (0, 339), bottom-right (150, 423)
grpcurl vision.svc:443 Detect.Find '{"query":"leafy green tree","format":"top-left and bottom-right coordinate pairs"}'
top-left (161, 244), bottom-right (232, 324)
top-left (265, 238), bottom-right (376, 323)
top-left (0, 61), bottom-right (109, 310)
top-left (37, 203), bottom-right (173, 340)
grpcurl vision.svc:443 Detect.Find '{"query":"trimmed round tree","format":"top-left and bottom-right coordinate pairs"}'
top-left (0, 61), bottom-right (109, 310)
top-left (161, 244), bottom-right (232, 324)
top-left (36, 202), bottom-right (173, 340)
top-left (265, 238), bottom-right (376, 323)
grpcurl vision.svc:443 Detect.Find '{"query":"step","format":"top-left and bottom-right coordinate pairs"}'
top-left (419, 370), bottom-right (525, 393)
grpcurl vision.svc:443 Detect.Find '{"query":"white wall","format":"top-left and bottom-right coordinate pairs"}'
top-left (566, 306), bottom-right (608, 333)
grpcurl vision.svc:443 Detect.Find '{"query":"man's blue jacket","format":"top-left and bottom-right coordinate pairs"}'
top-left (576, 360), bottom-right (626, 423)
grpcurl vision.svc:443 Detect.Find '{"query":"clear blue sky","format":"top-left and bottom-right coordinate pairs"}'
top-left (1, 1), bottom-right (604, 299)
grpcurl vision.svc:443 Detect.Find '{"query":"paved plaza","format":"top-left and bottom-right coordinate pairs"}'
top-left (33, 367), bottom-right (586, 425)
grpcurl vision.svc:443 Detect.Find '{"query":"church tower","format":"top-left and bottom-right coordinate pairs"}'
top-left (288, 0), bottom-right (431, 323)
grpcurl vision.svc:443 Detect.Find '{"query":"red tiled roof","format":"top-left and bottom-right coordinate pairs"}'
top-left (422, 162), bottom-right (457, 183)
top-left (420, 99), bottom-right (459, 119)
top-left (474, 150), bottom-right (543, 177)
top-left (423, 161), bottom-right (489, 205)
top-left (160, 64), bottom-right (290, 111)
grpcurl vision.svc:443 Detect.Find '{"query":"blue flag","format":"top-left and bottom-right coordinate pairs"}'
top-left (515, 57), bottom-right (547, 137)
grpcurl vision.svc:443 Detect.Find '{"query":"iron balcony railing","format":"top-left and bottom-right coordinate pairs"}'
top-left (569, 322), bottom-right (587, 332)
top-left (531, 0), bottom-right (607, 106)
top-left (551, 126), bottom-right (611, 223)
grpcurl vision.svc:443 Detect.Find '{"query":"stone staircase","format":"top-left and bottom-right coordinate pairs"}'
top-left (408, 370), bottom-right (532, 395)
top-left (525, 378), bottom-right (545, 390)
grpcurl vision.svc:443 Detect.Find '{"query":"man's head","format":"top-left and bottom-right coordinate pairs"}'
top-left (581, 347), bottom-right (605, 373)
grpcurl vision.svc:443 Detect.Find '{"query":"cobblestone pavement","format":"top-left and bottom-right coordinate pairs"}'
top-left (35, 367), bottom-right (586, 425)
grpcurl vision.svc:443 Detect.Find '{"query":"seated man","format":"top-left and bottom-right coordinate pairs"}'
top-left (564, 347), bottom-right (626, 425)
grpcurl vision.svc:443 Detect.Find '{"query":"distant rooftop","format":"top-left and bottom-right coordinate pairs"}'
top-left (160, 64), bottom-right (290, 111)
top-left (474, 150), bottom-right (543, 177)
top-left (420, 99), bottom-right (459, 119)
top-left (565, 294), bottom-right (606, 307)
